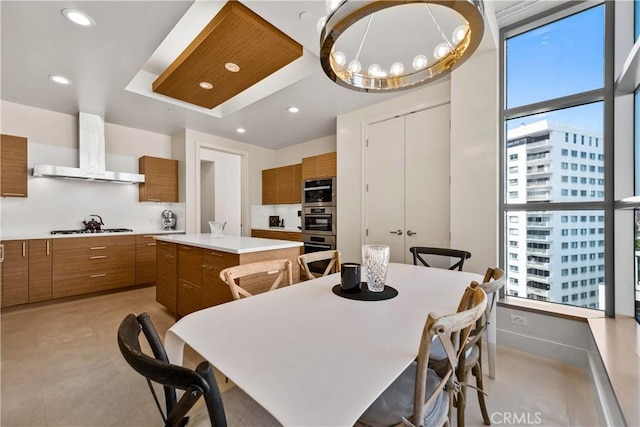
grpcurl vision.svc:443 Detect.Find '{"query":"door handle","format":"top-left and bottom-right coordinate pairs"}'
top-left (407, 230), bottom-right (417, 236)
top-left (390, 229), bottom-right (403, 235)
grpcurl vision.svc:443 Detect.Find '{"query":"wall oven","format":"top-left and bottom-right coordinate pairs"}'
top-left (302, 206), bottom-right (335, 236)
top-left (302, 234), bottom-right (337, 276)
top-left (302, 177), bottom-right (336, 207)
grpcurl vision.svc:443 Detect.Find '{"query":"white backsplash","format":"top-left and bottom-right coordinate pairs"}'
top-left (251, 204), bottom-right (302, 230)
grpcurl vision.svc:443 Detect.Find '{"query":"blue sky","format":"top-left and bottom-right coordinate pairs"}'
top-left (505, 4), bottom-right (604, 134)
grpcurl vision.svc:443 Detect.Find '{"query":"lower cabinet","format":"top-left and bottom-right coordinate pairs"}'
top-left (135, 235), bottom-right (157, 284)
top-left (1, 240), bottom-right (28, 307)
top-left (52, 236), bottom-right (135, 298)
top-left (156, 241), bottom-right (177, 313)
top-left (251, 229), bottom-right (302, 242)
top-left (28, 239), bottom-right (52, 303)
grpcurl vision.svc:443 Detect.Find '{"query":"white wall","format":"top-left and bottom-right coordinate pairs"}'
top-left (274, 135), bottom-right (336, 167)
top-left (0, 101), bottom-right (182, 237)
top-left (450, 49), bottom-right (500, 274)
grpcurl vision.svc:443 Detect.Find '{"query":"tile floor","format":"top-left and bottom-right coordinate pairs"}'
top-left (1, 286), bottom-right (599, 427)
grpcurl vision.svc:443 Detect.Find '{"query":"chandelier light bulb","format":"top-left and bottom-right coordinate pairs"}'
top-left (348, 59), bottom-right (362, 73)
top-left (389, 62), bottom-right (404, 76)
top-left (434, 43), bottom-right (452, 60)
top-left (316, 16), bottom-right (327, 34)
top-left (412, 54), bottom-right (428, 70)
top-left (368, 64), bottom-right (381, 77)
top-left (452, 25), bottom-right (468, 45)
top-left (325, 0), bottom-right (342, 14)
top-left (332, 51), bottom-right (346, 67)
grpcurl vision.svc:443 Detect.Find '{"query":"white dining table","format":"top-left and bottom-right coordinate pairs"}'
top-left (165, 263), bottom-right (482, 427)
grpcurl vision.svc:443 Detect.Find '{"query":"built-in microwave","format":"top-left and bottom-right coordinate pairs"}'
top-left (301, 206), bottom-right (335, 236)
top-left (302, 177), bottom-right (336, 207)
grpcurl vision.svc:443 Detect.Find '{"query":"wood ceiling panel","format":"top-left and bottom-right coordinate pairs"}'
top-left (152, 1), bottom-right (303, 109)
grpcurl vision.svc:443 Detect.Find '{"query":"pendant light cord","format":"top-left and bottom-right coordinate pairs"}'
top-left (354, 14), bottom-right (373, 62)
top-left (425, 4), bottom-right (453, 48)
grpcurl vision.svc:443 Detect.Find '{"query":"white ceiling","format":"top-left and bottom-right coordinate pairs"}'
top-left (0, 1), bottom-right (548, 149)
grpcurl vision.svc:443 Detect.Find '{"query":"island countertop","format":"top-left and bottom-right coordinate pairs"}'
top-left (154, 233), bottom-right (303, 254)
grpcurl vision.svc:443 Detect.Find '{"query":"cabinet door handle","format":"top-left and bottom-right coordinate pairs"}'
top-left (22, 241), bottom-right (26, 257)
top-left (406, 230), bottom-right (417, 236)
top-left (90, 273), bottom-right (106, 278)
top-left (2, 192), bottom-right (26, 197)
top-left (143, 235), bottom-right (154, 238)
top-left (46, 241), bottom-right (50, 255)
top-left (90, 255), bottom-right (107, 259)
top-left (147, 198), bottom-right (161, 202)
top-left (209, 252), bottom-right (223, 257)
top-left (147, 242), bottom-right (157, 246)
top-left (181, 283), bottom-right (193, 290)
top-left (390, 229), bottom-right (403, 235)
top-left (90, 246), bottom-right (107, 250)
top-left (0, 244), bottom-right (4, 263)
top-left (165, 254), bottom-right (175, 259)
top-left (202, 264), bottom-right (214, 270)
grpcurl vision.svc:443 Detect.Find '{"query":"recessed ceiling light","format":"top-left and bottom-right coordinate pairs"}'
top-left (199, 82), bottom-right (213, 90)
top-left (236, 128), bottom-right (246, 134)
top-left (299, 11), bottom-right (312, 21)
top-left (61, 9), bottom-right (95, 27)
top-left (48, 75), bottom-right (71, 85)
top-left (225, 63), bottom-right (240, 73)
top-left (288, 106), bottom-right (300, 113)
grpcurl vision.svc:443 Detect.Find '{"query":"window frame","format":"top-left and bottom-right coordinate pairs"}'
top-left (499, 1), bottom-right (614, 316)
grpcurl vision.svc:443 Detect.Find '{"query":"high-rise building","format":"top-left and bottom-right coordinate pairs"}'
top-left (506, 120), bottom-right (604, 309)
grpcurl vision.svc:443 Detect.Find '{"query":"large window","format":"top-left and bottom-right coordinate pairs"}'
top-left (502, 4), bottom-right (606, 310)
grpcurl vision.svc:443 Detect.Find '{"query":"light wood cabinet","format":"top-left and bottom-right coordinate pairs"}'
top-left (262, 168), bottom-right (278, 205)
top-left (177, 245), bottom-right (207, 317)
top-left (301, 152), bottom-right (336, 180)
top-left (262, 163), bottom-right (302, 205)
top-left (135, 235), bottom-right (157, 284)
top-left (251, 229), bottom-right (302, 242)
top-left (1, 240), bottom-right (28, 307)
top-left (202, 250), bottom-right (237, 308)
top-left (28, 239), bottom-right (51, 303)
top-left (156, 241), bottom-right (177, 313)
top-left (1, 134), bottom-right (28, 198)
top-left (139, 156), bottom-right (178, 202)
top-left (52, 236), bottom-right (135, 298)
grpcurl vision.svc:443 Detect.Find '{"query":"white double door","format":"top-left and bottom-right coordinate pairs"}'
top-left (364, 104), bottom-right (451, 264)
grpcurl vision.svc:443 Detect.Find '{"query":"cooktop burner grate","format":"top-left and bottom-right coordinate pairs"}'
top-left (50, 228), bottom-right (133, 235)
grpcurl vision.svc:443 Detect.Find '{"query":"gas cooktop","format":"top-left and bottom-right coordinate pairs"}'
top-left (50, 228), bottom-right (133, 235)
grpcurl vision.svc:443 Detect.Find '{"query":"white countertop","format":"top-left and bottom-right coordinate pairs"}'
top-left (154, 233), bottom-right (303, 254)
top-left (1, 229), bottom-right (185, 240)
top-left (252, 226), bottom-right (302, 233)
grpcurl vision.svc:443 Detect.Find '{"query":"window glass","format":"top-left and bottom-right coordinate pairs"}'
top-left (505, 6), bottom-right (604, 109)
top-left (635, 90), bottom-right (640, 195)
top-left (505, 210), bottom-right (605, 309)
top-left (636, 0), bottom-right (640, 41)
top-left (636, 210), bottom-right (640, 322)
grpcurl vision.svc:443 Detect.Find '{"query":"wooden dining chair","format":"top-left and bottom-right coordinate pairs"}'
top-left (219, 259), bottom-right (293, 300)
top-left (429, 267), bottom-right (505, 427)
top-left (409, 247), bottom-right (472, 271)
top-left (297, 250), bottom-right (341, 280)
top-left (358, 284), bottom-right (487, 427)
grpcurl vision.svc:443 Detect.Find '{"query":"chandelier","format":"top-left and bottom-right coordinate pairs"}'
top-left (318, 0), bottom-right (485, 92)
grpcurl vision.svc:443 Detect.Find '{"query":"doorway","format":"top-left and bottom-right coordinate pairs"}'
top-left (199, 148), bottom-right (242, 236)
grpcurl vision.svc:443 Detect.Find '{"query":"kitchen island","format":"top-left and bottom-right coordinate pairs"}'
top-left (154, 234), bottom-right (303, 317)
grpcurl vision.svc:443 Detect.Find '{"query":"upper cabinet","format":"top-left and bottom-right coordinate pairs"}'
top-left (301, 152), bottom-right (336, 180)
top-left (1, 134), bottom-right (28, 198)
top-left (139, 156), bottom-right (178, 202)
top-left (262, 163), bottom-right (302, 205)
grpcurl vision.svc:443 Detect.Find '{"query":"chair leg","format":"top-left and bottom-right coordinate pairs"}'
top-left (456, 368), bottom-right (468, 427)
top-left (474, 361), bottom-right (491, 425)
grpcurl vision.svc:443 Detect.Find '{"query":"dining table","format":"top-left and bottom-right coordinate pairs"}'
top-left (165, 262), bottom-right (483, 426)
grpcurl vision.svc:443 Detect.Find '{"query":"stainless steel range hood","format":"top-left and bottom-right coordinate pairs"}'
top-left (32, 113), bottom-right (145, 184)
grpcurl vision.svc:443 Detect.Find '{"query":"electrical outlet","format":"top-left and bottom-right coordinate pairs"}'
top-left (510, 314), bottom-right (528, 326)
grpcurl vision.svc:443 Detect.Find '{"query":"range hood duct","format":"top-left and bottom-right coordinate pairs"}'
top-left (32, 113), bottom-right (145, 184)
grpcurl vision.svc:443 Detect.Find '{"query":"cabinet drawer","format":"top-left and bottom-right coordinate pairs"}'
top-left (177, 279), bottom-right (206, 317)
top-left (157, 241), bottom-right (177, 256)
top-left (203, 250), bottom-right (238, 269)
top-left (53, 249), bottom-right (134, 278)
top-left (53, 269), bottom-right (135, 298)
top-left (52, 236), bottom-right (135, 259)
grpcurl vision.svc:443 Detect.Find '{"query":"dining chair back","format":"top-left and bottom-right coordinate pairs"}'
top-left (117, 313), bottom-right (227, 427)
top-left (297, 250), bottom-right (341, 280)
top-left (409, 246), bottom-right (472, 271)
top-left (219, 259), bottom-right (293, 300)
top-left (358, 284), bottom-right (487, 427)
